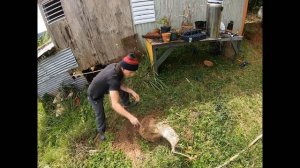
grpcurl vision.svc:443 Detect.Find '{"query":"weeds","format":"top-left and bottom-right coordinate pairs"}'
top-left (38, 38), bottom-right (262, 167)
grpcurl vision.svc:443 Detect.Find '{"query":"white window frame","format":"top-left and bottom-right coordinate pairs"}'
top-left (130, 0), bottom-right (156, 25)
top-left (41, 0), bottom-right (65, 25)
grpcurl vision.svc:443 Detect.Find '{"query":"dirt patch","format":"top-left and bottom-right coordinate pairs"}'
top-left (112, 112), bottom-right (164, 167)
top-left (139, 115), bottom-right (162, 142)
top-left (112, 121), bottom-right (142, 167)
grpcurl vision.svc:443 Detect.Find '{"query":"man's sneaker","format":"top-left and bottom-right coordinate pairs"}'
top-left (94, 133), bottom-right (106, 145)
top-left (99, 134), bottom-right (106, 141)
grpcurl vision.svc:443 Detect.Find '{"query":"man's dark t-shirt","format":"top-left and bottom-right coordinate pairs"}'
top-left (87, 63), bottom-right (123, 100)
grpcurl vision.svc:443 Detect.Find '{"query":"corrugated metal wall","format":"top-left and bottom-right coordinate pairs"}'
top-left (133, 0), bottom-right (246, 45)
top-left (38, 48), bottom-right (88, 97)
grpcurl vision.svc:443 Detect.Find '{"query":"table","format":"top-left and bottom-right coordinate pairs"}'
top-left (145, 36), bottom-right (243, 73)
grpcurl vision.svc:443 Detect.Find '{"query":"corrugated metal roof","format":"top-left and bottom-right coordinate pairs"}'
top-left (38, 48), bottom-right (88, 97)
top-left (38, 48), bottom-right (78, 84)
top-left (38, 72), bottom-right (88, 96)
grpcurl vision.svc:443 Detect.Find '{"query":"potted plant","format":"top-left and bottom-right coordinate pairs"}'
top-left (161, 32), bottom-right (171, 42)
top-left (157, 16), bottom-right (171, 33)
top-left (180, 3), bottom-right (194, 33)
top-left (170, 28), bottom-right (179, 41)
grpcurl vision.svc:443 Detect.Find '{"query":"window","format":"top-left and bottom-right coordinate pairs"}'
top-left (130, 0), bottom-right (156, 25)
top-left (42, 0), bottom-right (65, 24)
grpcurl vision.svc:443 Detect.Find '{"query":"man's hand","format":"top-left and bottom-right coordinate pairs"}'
top-left (129, 116), bottom-right (142, 127)
top-left (110, 91), bottom-right (142, 128)
top-left (130, 91), bottom-right (140, 102)
top-left (120, 84), bottom-right (140, 102)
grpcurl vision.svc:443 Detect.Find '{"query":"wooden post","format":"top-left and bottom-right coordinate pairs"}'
top-left (239, 0), bottom-right (249, 36)
top-left (224, 41), bottom-right (235, 59)
top-left (145, 39), bottom-right (154, 65)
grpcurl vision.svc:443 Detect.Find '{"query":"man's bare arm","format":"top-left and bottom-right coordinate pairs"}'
top-left (120, 83), bottom-right (140, 102)
top-left (109, 90), bottom-right (141, 126)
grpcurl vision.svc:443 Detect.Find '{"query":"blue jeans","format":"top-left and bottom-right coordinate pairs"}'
top-left (88, 90), bottom-right (129, 133)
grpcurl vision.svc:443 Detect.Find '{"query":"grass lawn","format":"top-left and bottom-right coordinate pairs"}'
top-left (38, 33), bottom-right (262, 168)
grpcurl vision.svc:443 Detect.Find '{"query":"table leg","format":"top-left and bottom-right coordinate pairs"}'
top-left (145, 39), bottom-right (154, 67)
top-left (153, 47), bottom-right (158, 73)
top-left (231, 40), bottom-right (242, 60)
top-left (156, 47), bottom-right (175, 69)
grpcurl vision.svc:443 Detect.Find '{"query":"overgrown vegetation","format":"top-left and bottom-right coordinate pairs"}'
top-left (38, 35), bottom-right (262, 167)
top-left (248, 0), bottom-right (263, 13)
top-left (38, 31), bottom-right (51, 48)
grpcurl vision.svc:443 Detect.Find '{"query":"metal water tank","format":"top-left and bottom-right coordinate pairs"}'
top-left (206, 2), bottom-right (223, 38)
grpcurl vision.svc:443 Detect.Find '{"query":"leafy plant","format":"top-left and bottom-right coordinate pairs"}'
top-left (138, 48), bottom-right (168, 91)
top-left (157, 6), bottom-right (172, 27)
top-left (59, 83), bottom-right (79, 98)
top-left (41, 93), bottom-right (56, 112)
top-left (180, 2), bottom-right (193, 26)
top-left (157, 16), bottom-right (171, 27)
top-left (38, 31), bottom-right (51, 48)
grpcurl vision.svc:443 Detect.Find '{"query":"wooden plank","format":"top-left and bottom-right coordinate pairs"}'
top-left (145, 39), bottom-right (154, 64)
top-left (49, 22), bottom-right (70, 50)
top-left (240, 0), bottom-right (249, 35)
top-left (149, 36), bottom-right (243, 47)
top-left (121, 34), bottom-right (139, 54)
top-left (156, 47), bottom-right (175, 67)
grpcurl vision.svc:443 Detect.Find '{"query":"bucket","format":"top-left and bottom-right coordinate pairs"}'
top-left (227, 21), bottom-right (234, 32)
top-left (195, 21), bottom-right (206, 30)
top-left (206, 2), bottom-right (223, 38)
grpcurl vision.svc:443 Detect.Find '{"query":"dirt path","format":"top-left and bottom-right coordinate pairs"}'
top-left (112, 121), bottom-right (143, 167)
top-left (112, 112), bottom-right (164, 167)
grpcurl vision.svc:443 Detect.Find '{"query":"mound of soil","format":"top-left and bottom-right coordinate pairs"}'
top-left (112, 121), bottom-right (143, 167)
top-left (112, 113), bottom-right (164, 167)
top-left (138, 115), bottom-right (162, 142)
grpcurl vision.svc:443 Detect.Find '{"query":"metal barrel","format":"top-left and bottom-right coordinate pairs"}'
top-left (206, 3), bottom-right (223, 38)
